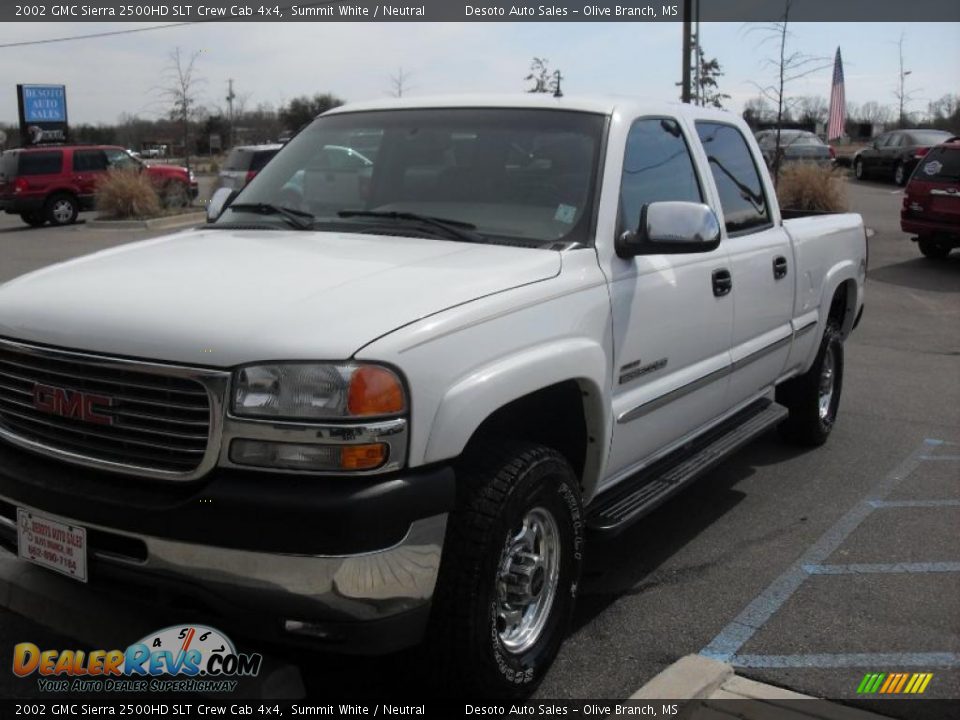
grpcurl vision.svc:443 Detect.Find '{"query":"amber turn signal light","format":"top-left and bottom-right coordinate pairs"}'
top-left (340, 443), bottom-right (388, 470)
top-left (347, 366), bottom-right (405, 416)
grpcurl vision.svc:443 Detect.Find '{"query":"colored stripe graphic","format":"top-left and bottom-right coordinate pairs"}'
top-left (859, 672), bottom-right (933, 694)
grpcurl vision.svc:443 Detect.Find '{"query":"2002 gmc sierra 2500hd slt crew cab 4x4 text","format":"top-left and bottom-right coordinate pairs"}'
top-left (0, 96), bottom-right (866, 696)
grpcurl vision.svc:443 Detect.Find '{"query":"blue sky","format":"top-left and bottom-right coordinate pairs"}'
top-left (0, 22), bottom-right (956, 124)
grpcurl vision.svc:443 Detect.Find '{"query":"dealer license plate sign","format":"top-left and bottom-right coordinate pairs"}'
top-left (17, 508), bottom-right (87, 583)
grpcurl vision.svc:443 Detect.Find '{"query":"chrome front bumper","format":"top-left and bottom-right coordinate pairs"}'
top-left (0, 498), bottom-right (447, 647)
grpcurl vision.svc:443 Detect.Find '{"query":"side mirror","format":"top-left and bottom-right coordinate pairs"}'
top-left (207, 187), bottom-right (238, 223)
top-left (615, 201), bottom-right (722, 258)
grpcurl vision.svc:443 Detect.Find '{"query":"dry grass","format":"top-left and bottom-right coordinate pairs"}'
top-left (94, 169), bottom-right (162, 219)
top-left (776, 163), bottom-right (848, 214)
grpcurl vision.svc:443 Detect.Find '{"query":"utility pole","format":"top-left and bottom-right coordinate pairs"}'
top-left (897, 35), bottom-right (911, 128)
top-left (681, 0), bottom-right (692, 103)
top-left (553, 69), bottom-right (564, 98)
top-left (226, 78), bottom-right (236, 149)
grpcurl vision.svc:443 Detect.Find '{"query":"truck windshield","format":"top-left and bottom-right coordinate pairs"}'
top-left (217, 108), bottom-right (606, 247)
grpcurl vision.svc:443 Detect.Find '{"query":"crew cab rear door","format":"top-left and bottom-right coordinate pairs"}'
top-left (694, 121), bottom-right (794, 408)
top-left (603, 117), bottom-right (733, 488)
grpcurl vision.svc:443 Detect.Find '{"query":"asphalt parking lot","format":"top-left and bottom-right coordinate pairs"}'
top-left (0, 177), bottom-right (956, 713)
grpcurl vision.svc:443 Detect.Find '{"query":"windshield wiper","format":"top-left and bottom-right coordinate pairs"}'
top-left (229, 203), bottom-right (315, 230)
top-left (337, 210), bottom-right (484, 243)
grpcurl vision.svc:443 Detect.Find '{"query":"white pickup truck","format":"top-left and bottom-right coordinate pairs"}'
top-left (0, 96), bottom-right (865, 695)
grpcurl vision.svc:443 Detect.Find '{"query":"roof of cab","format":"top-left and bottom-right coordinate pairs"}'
top-left (323, 94), bottom-right (739, 124)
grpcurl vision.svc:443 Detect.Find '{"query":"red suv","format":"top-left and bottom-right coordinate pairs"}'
top-left (0, 145), bottom-right (198, 227)
top-left (901, 137), bottom-right (960, 259)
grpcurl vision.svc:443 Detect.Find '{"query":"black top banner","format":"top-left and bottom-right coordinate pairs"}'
top-left (3, 0), bottom-right (959, 22)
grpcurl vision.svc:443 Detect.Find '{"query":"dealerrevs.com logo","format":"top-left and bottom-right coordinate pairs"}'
top-left (13, 625), bottom-right (262, 693)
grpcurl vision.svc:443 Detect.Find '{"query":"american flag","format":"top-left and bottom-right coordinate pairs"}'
top-left (827, 47), bottom-right (846, 141)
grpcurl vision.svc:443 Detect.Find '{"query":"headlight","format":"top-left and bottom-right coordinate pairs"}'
top-left (232, 363), bottom-right (406, 419)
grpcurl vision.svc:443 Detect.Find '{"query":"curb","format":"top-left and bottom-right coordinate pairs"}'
top-left (630, 654), bottom-right (733, 700)
top-left (86, 211), bottom-right (205, 231)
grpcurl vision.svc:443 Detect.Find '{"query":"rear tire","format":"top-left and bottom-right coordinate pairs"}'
top-left (854, 158), bottom-right (864, 180)
top-left (45, 193), bottom-right (78, 226)
top-left (776, 321), bottom-right (844, 446)
top-left (20, 212), bottom-right (45, 227)
top-left (428, 440), bottom-right (584, 697)
top-left (918, 237), bottom-right (951, 259)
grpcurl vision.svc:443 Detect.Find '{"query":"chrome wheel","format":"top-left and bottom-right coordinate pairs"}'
top-left (496, 506), bottom-right (561, 655)
top-left (854, 159), bottom-right (863, 180)
top-left (818, 345), bottom-right (836, 421)
top-left (894, 163), bottom-right (905, 186)
top-left (52, 199), bottom-right (74, 224)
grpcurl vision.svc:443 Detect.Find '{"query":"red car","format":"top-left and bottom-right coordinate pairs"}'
top-left (0, 145), bottom-right (198, 227)
top-left (901, 137), bottom-right (960, 259)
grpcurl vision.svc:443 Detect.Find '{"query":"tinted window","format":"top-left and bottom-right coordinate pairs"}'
top-left (0, 152), bottom-right (17, 178)
top-left (73, 149), bottom-right (108, 172)
top-left (223, 109), bottom-right (605, 247)
top-left (19, 151), bottom-right (63, 176)
top-left (619, 118), bottom-right (702, 230)
top-left (696, 122), bottom-right (770, 234)
top-left (887, 134), bottom-right (904, 148)
top-left (250, 150), bottom-right (280, 172)
top-left (224, 149), bottom-right (253, 171)
top-left (874, 134), bottom-right (892, 148)
top-left (915, 147), bottom-right (960, 181)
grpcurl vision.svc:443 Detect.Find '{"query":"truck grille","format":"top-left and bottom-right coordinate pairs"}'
top-left (0, 341), bottom-right (215, 476)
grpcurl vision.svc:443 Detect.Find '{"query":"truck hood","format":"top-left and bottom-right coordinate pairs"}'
top-left (0, 228), bottom-right (561, 366)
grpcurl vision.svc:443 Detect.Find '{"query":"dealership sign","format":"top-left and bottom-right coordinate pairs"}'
top-left (17, 84), bottom-right (69, 145)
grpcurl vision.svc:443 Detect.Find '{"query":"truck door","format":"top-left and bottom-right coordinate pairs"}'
top-left (694, 121), bottom-right (794, 409)
top-left (604, 117), bottom-right (733, 488)
top-left (71, 149), bottom-right (108, 206)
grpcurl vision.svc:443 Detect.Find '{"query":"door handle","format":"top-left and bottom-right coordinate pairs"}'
top-left (773, 256), bottom-right (788, 280)
top-left (712, 268), bottom-right (732, 297)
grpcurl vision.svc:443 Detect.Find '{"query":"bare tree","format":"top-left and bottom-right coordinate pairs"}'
top-left (388, 67), bottom-right (414, 98)
top-left (794, 96), bottom-right (829, 127)
top-left (696, 49), bottom-right (731, 109)
top-left (157, 47), bottom-right (205, 172)
top-left (525, 57), bottom-right (562, 95)
top-left (893, 33), bottom-right (921, 128)
top-left (747, 0), bottom-right (831, 184)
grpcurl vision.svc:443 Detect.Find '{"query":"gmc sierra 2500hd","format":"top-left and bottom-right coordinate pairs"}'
top-left (0, 96), bottom-right (866, 695)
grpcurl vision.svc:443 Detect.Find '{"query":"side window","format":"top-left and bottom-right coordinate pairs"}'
top-left (105, 148), bottom-right (139, 170)
top-left (875, 134), bottom-right (891, 148)
top-left (73, 150), bottom-right (108, 172)
top-left (619, 118), bottom-right (702, 231)
top-left (887, 134), bottom-right (904, 148)
top-left (695, 121), bottom-right (771, 235)
top-left (19, 151), bottom-right (63, 175)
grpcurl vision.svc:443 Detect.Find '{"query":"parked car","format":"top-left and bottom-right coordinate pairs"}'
top-left (853, 129), bottom-right (954, 185)
top-left (215, 144), bottom-right (283, 192)
top-left (755, 129), bottom-right (834, 168)
top-left (0, 145), bottom-right (197, 226)
top-left (0, 97), bottom-right (866, 696)
top-left (901, 137), bottom-right (960, 259)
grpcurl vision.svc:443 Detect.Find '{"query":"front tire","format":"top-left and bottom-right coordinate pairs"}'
top-left (918, 237), bottom-right (951, 259)
top-left (776, 321), bottom-right (844, 446)
top-left (162, 181), bottom-right (190, 209)
top-left (894, 161), bottom-right (907, 186)
top-left (429, 441), bottom-right (584, 697)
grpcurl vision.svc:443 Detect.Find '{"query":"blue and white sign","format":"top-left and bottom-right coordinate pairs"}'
top-left (22, 85), bottom-right (67, 123)
top-left (17, 84), bottom-right (69, 145)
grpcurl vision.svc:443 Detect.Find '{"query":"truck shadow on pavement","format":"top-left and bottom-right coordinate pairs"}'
top-left (868, 255), bottom-right (960, 293)
top-left (571, 431), bottom-right (810, 630)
